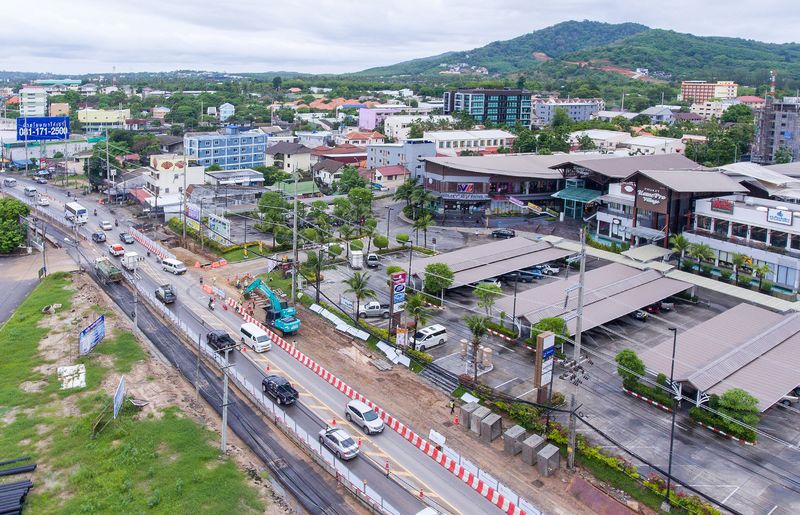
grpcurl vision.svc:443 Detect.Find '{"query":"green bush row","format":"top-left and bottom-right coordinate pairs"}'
top-left (586, 234), bottom-right (630, 254)
top-left (485, 320), bottom-right (517, 339)
top-left (688, 407), bottom-right (757, 442)
top-left (624, 379), bottom-right (673, 407)
top-left (492, 401), bottom-right (544, 433)
top-left (405, 348), bottom-right (433, 365)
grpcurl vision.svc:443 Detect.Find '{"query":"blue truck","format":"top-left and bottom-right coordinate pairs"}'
top-left (244, 278), bottom-right (301, 336)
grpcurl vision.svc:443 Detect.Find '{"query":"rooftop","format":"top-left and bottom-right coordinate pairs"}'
top-left (552, 153), bottom-right (701, 179)
top-left (422, 129), bottom-right (516, 140)
top-left (628, 169), bottom-right (749, 193)
top-left (266, 142), bottom-right (312, 155)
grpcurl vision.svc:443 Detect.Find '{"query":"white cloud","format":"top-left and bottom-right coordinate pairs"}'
top-left (0, 0), bottom-right (795, 74)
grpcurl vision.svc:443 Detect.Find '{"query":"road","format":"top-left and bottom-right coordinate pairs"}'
top-left (4, 177), bottom-right (514, 515)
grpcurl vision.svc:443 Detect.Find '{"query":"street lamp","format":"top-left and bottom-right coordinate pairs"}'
top-left (63, 237), bottom-right (85, 272)
top-left (385, 206), bottom-right (393, 238)
top-left (662, 327), bottom-right (679, 512)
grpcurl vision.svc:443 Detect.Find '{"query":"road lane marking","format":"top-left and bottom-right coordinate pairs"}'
top-left (494, 377), bottom-right (519, 389)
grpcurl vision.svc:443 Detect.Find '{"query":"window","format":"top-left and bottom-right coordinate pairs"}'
top-left (750, 226), bottom-right (767, 243)
top-left (714, 220), bottom-right (729, 237)
top-left (770, 230), bottom-right (789, 248)
top-left (790, 235), bottom-right (800, 250)
top-left (696, 215), bottom-right (712, 231)
top-left (731, 222), bottom-right (748, 239)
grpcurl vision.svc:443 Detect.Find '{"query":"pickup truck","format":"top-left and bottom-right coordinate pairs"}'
top-left (94, 257), bottom-right (122, 285)
top-left (155, 284), bottom-right (177, 304)
top-left (107, 243), bottom-right (125, 257)
top-left (359, 301), bottom-right (391, 319)
top-left (262, 375), bottom-right (299, 406)
top-left (530, 264), bottom-right (560, 275)
top-left (366, 253), bottom-right (380, 268)
top-left (207, 330), bottom-right (237, 354)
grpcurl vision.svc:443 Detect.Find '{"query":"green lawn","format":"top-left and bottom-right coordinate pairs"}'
top-left (0, 273), bottom-right (265, 514)
top-left (256, 269), bottom-right (292, 296)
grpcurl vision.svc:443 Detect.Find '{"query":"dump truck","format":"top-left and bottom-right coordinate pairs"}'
top-left (95, 257), bottom-right (123, 285)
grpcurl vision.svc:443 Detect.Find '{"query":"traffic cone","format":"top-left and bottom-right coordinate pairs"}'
top-left (454, 415), bottom-right (459, 426)
top-left (331, 418), bottom-right (336, 426)
top-left (241, 346), bottom-right (246, 353)
top-left (195, 261), bottom-right (200, 268)
top-left (358, 438), bottom-right (362, 448)
top-left (419, 489), bottom-right (424, 500)
top-left (384, 461), bottom-right (390, 476)
top-left (265, 364), bottom-right (270, 372)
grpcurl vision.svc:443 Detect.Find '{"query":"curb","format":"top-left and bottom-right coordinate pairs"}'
top-left (622, 388), bottom-right (673, 413)
top-left (225, 298), bottom-right (531, 515)
top-left (695, 421), bottom-right (756, 446)
top-left (487, 328), bottom-right (516, 342)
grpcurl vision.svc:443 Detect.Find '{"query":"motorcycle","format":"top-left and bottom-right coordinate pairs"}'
top-left (208, 298), bottom-right (215, 311)
top-left (93, 209), bottom-right (97, 216)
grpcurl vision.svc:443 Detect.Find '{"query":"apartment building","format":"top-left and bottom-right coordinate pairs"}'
top-left (219, 103), bottom-right (235, 122)
top-left (184, 125), bottom-right (267, 170)
top-left (423, 129), bottom-right (516, 157)
top-left (366, 139), bottom-right (436, 176)
top-left (143, 154), bottom-right (205, 198)
top-left (443, 88), bottom-right (532, 127)
top-left (532, 98), bottom-right (604, 125)
top-left (383, 114), bottom-right (454, 140)
top-left (19, 86), bottom-right (47, 117)
top-left (690, 100), bottom-right (736, 120)
top-left (679, 81), bottom-right (738, 103)
top-left (77, 108), bottom-right (131, 134)
top-left (752, 97), bottom-right (800, 164)
top-left (49, 103), bottom-right (70, 117)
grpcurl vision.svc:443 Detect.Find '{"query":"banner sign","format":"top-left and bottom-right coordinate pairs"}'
top-left (113, 376), bottom-right (126, 419)
top-left (185, 202), bottom-right (201, 221)
top-left (457, 183), bottom-right (474, 193)
top-left (207, 213), bottom-right (230, 244)
top-left (17, 117), bottom-right (70, 141)
top-left (79, 315), bottom-right (106, 356)
top-left (767, 207), bottom-right (793, 226)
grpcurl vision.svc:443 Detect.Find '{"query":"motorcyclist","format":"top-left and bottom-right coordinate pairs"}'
top-left (114, 219), bottom-right (118, 227)
top-left (93, 209), bottom-right (97, 216)
top-left (208, 297), bottom-right (215, 310)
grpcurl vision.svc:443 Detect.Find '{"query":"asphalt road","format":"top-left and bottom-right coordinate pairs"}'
top-left (5, 177), bottom-right (510, 515)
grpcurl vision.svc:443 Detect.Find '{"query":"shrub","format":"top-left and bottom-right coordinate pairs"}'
top-left (493, 401), bottom-right (544, 433)
top-left (720, 269), bottom-right (733, 282)
top-left (485, 320), bottom-right (517, 339)
top-left (699, 263), bottom-right (713, 277)
top-left (736, 275), bottom-right (753, 288)
top-left (549, 391), bottom-right (566, 407)
top-left (405, 348), bottom-right (433, 365)
top-left (759, 279), bottom-right (773, 293)
top-left (689, 407), bottom-right (756, 442)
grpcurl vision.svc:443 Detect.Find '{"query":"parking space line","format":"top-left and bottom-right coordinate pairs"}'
top-left (515, 388), bottom-right (536, 399)
top-left (721, 485), bottom-right (740, 503)
top-left (433, 351), bottom-right (459, 363)
top-left (767, 505), bottom-right (779, 515)
top-left (494, 377), bottom-right (519, 389)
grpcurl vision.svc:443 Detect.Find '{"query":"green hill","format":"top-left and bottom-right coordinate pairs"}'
top-left (567, 29), bottom-right (800, 87)
top-left (356, 20), bottom-right (648, 77)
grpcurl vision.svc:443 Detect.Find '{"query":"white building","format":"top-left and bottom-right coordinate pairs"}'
top-left (219, 102), bottom-right (235, 122)
top-left (622, 136), bottom-right (685, 155)
top-left (422, 129), bottom-right (516, 156)
top-left (19, 86), bottom-right (47, 117)
top-left (144, 154), bottom-right (205, 198)
top-left (690, 100), bottom-right (735, 121)
top-left (383, 114), bottom-right (454, 140)
top-left (569, 130), bottom-right (631, 152)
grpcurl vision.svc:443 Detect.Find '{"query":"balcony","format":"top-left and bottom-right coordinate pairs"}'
top-left (684, 229), bottom-right (800, 260)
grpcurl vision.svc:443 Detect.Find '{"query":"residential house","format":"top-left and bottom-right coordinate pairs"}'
top-left (568, 130), bottom-right (630, 152)
top-left (310, 144), bottom-right (367, 167)
top-left (78, 108), bottom-right (131, 134)
top-left (296, 131), bottom-right (333, 148)
top-left (219, 102), bottom-right (235, 122)
top-left (204, 169), bottom-right (265, 187)
top-left (124, 119), bottom-right (149, 131)
top-left (672, 112), bottom-right (704, 123)
top-left (737, 96), bottom-right (766, 109)
top-left (640, 106), bottom-right (675, 124)
top-left (265, 141), bottom-right (312, 174)
top-left (151, 106), bottom-right (171, 119)
top-left (370, 165), bottom-right (408, 189)
top-left (622, 135), bottom-right (685, 155)
top-left (383, 114), bottom-right (454, 140)
top-left (592, 110), bottom-right (638, 122)
top-left (156, 135), bottom-right (185, 153)
top-left (337, 131), bottom-right (385, 146)
top-left (312, 159), bottom-right (347, 187)
top-left (144, 154), bottom-right (205, 199)
top-left (49, 103), bottom-right (70, 117)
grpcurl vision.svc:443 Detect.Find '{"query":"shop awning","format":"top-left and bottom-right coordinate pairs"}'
top-left (551, 187), bottom-right (602, 203)
top-left (630, 225), bottom-right (666, 241)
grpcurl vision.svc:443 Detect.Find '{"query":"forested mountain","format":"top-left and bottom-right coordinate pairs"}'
top-left (356, 21), bottom-right (648, 77)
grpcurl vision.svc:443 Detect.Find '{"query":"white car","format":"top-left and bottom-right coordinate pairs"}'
top-left (318, 427), bottom-right (360, 460)
top-left (345, 400), bottom-right (384, 434)
top-left (36, 196), bottom-right (50, 207)
top-left (100, 220), bottom-right (113, 231)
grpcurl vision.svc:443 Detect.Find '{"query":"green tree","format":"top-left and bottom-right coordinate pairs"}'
top-left (338, 166), bottom-right (367, 194)
top-left (423, 262), bottom-right (454, 296)
top-left (328, 243), bottom-right (343, 258)
top-left (272, 76), bottom-right (283, 90)
top-left (253, 165), bottom-right (290, 186)
top-left (405, 293), bottom-right (432, 350)
top-left (752, 263), bottom-right (772, 289)
top-left (347, 187), bottom-right (374, 217)
top-left (412, 213), bottom-right (434, 248)
top-left (394, 178), bottom-right (419, 207)
top-left (551, 107), bottom-right (572, 130)
top-left (362, 218), bottom-right (378, 253)
top-left (464, 315), bottom-right (489, 382)
top-left (386, 265), bottom-right (404, 276)
top-left (344, 272), bottom-right (376, 321)
top-left (717, 388), bottom-right (760, 434)
top-left (687, 242), bottom-right (715, 269)
top-left (474, 282), bottom-right (503, 315)
top-left (0, 197), bottom-right (30, 254)
top-left (206, 164), bottom-right (223, 171)
top-left (731, 252), bottom-right (749, 283)
top-left (300, 249), bottom-right (334, 280)
top-left (349, 239), bottom-right (364, 252)
top-left (395, 233), bottom-right (410, 247)
top-left (615, 349), bottom-right (645, 390)
top-left (372, 235), bottom-right (389, 252)
top-left (775, 146), bottom-right (793, 164)
top-left (576, 134), bottom-right (596, 150)
top-left (257, 192), bottom-right (290, 247)
top-left (669, 234), bottom-right (691, 269)
top-left (721, 104), bottom-right (753, 124)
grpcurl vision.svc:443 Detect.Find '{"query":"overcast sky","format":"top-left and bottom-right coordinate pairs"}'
top-left (2, 0), bottom-right (797, 75)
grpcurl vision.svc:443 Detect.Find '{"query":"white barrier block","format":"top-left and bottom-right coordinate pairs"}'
top-left (382, 501), bottom-right (401, 515)
top-left (443, 444), bottom-right (461, 463)
top-left (335, 459), bottom-right (349, 476)
top-left (519, 497), bottom-right (541, 515)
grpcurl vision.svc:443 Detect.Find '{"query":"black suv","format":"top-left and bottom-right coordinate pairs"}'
top-left (262, 375), bottom-right (299, 406)
top-left (491, 228), bottom-right (516, 239)
top-left (206, 330), bottom-right (237, 353)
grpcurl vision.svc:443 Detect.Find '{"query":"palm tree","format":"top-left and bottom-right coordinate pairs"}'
top-left (669, 234), bottom-right (690, 269)
top-left (344, 272), bottom-right (376, 322)
top-left (404, 293), bottom-right (432, 350)
top-left (687, 242), bottom-right (714, 271)
top-left (731, 252), bottom-right (748, 283)
top-left (410, 188), bottom-right (435, 218)
top-left (393, 178), bottom-right (418, 207)
top-left (753, 263), bottom-right (772, 290)
top-left (464, 315), bottom-right (488, 382)
top-left (363, 218), bottom-right (378, 254)
top-left (412, 213), bottom-right (434, 248)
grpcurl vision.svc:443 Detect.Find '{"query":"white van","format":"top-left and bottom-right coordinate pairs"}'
top-left (23, 186), bottom-right (37, 197)
top-left (411, 324), bottom-right (448, 351)
top-left (240, 322), bottom-right (272, 353)
top-left (3, 177), bottom-right (17, 187)
top-left (161, 258), bottom-right (187, 275)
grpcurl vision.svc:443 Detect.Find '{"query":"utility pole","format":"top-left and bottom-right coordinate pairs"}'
top-left (105, 128), bottom-right (111, 204)
top-left (220, 345), bottom-right (233, 454)
top-left (195, 323), bottom-right (203, 402)
top-left (662, 327), bottom-right (679, 512)
top-left (290, 170), bottom-right (299, 304)
top-left (315, 248), bottom-right (325, 303)
top-left (385, 206), bottom-right (392, 238)
top-left (574, 227), bottom-right (586, 361)
top-left (182, 155), bottom-right (187, 243)
top-left (567, 393), bottom-right (577, 470)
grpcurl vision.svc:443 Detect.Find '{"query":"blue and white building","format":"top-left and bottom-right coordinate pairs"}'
top-left (183, 126), bottom-right (266, 170)
top-left (219, 103), bottom-right (235, 122)
top-left (366, 139), bottom-right (436, 178)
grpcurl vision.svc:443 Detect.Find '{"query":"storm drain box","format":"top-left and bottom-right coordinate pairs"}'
top-left (459, 402), bottom-right (479, 430)
top-left (503, 425), bottom-right (526, 455)
top-left (470, 406), bottom-right (491, 434)
top-left (537, 444), bottom-right (560, 477)
top-left (520, 434), bottom-right (546, 465)
top-left (480, 413), bottom-right (502, 442)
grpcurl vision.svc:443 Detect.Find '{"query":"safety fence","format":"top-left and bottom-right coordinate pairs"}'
top-left (128, 225), bottom-right (176, 262)
top-left (131, 279), bottom-right (408, 514)
top-left (226, 298), bottom-right (540, 515)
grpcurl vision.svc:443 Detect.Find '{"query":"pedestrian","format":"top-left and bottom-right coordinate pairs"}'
top-left (448, 399), bottom-right (455, 415)
top-left (199, 276), bottom-right (203, 285)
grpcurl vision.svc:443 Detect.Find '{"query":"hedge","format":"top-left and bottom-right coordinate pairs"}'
top-left (405, 348), bottom-right (433, 365)
top-left (586, 234), bottom-right (630, 254)
top-left (485, 320), bottom-right (517, 339)
top-left (492, 401), bottom-right (544, 433)
top-left (688, 407), bottom-right (756, 442)
top-left (625, 379), bottom-right (673, 407)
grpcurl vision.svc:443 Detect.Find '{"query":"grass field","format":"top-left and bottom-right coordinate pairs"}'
top-left (0, 273), bottom-right (265, 514)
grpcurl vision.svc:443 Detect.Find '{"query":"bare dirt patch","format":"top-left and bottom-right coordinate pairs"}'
top-left (295, 305), bottom-right (596, 515)
top-left (20, 380), bottom-right (46, 392)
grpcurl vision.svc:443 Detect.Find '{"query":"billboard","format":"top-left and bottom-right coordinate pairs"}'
top-left (113, 376), bottom-right (126, 419)
top-left (390, 271), bottom-right (407, 306)
top-left (767, 207), bottom-right (792, 226)
top-left (17, 117), bottom-right (70, 141)
top-left (207, 213), bottom-right (230, 244)
top-left (79, 315), bottom-right (106, 355)
top-left (185, 202), bottom-right (201, 221)
top-left (634, 177), bottom-right (669, 214)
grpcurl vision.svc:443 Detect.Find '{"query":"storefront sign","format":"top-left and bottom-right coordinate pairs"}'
top-left (711, 198), bottom-right (735, 214)
top-left (634, 177), bottom-right (669, 214)
top-left (767, 207), bottom-right (793, 226)
top-left (620, 182), bottom-right (636, 195)
top-left (457, 183), bottom-right (474, 193)
top-left (440, 192), bottom-right (490, 201)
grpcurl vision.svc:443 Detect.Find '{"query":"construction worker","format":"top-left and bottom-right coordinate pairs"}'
top-left (448, 399), bottom-right (455, 415)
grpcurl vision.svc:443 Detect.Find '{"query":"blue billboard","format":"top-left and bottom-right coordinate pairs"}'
top-left (16, 116), bottom-right (70, 141)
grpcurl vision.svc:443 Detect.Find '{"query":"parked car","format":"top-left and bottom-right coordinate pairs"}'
top-left (100, 220), bottom-right (113, 231)
top-left (491, 228), bottom-right (515, 239)
top-left (411, 324), bottom-right (448, 351)
top-left (500, 270), bottom-right (541, 283)
top-left (155, 284), bottom-right (177, 304)
top-left (359, 301), bottom-right (390, 319)
top-left (629, 310), bottom-right (649, 321)
top-left (91, 232), bottom-right (106, 243)
top-left (530, 264), bottom-right (560, 275)
top-left (345, 400), bottom-right (384, 434)
top-left (119, 232), bottom-right (134, 244)
top-left (206, 330), bottom-right (237, 353)
top-left (366, 253), bottom-right (380, 268)
top-left (318, 427), bottom-right (360, 460)
top-left (36, 196), bottom-right (50, 206)
top-left (262, 375), bottom-right (299, 405)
